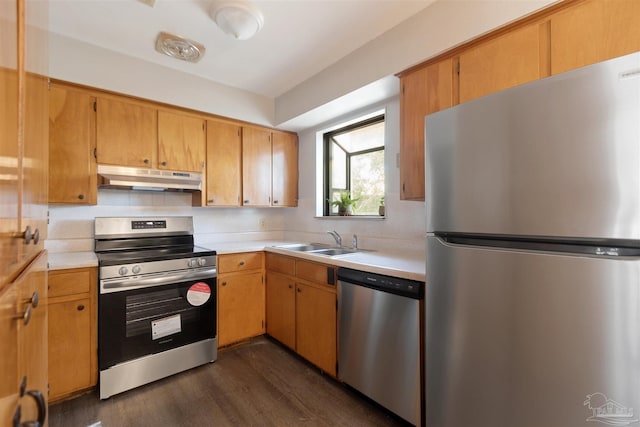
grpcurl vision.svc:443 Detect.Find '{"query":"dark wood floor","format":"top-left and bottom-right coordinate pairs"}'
top-left (49, 337), bottom-right (412, 427)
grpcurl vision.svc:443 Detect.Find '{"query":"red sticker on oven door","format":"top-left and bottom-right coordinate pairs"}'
top-left (187, 282), bottom-right (211, 306)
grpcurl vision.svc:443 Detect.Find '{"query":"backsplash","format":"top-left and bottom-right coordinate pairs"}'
top-left (46, 189), bottom-right (287, 253)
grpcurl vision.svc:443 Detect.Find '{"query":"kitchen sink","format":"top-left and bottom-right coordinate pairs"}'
top-left (308, 248), bottom-right (358, 257)
top-left (275, 243), bottom-right (331, 252)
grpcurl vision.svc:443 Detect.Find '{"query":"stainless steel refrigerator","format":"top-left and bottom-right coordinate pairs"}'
top-left (425, 51), bottom-right (640, 427)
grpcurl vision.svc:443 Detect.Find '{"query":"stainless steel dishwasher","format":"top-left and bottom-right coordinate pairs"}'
top-left (338, 267), bottom-right (424, 426)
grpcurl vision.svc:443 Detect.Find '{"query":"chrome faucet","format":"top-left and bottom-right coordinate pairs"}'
top-left (352, 234), bottom-right (358, 250)
top-left (327, 230), bottom-right (342, 247)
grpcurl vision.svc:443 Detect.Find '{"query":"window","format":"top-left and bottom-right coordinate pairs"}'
top-left (324, 114), bottom-right (385, 216)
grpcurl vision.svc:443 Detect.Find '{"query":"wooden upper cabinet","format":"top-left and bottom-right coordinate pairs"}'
top-left (0, 0), bottom-right (19, 285)
top-left (242, 126), bottom-right (272, 206)
top-left (157, 110), bottom-right (205, 172)
top-left (205, 120), bottom-right (241, 206)
top-left (49, 84), bottom-right (97, 205)
top-left (550, 0), bottom-right (640, 75)
top-left (400, 59), bottom-right (453, 201)
top-left (271, 131), bottom-right (298, 207)
top-left (458, 21), bottom-right (550, 104)
top-left (96, 97), bottom-right (157, 168)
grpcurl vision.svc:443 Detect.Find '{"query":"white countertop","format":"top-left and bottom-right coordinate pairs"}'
top-left (208, 240), bottom-right (425, 282)
top-left (48, 251), bottom-right (99, 270)
top-left (48, 240), bottom-right (426, 282)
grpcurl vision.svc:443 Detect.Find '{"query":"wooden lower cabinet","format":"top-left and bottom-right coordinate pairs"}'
top-left (295, 282), bottom-right (336, 376)
top-left (265, 254), bottom-right (337, 377)
top-left (217, 252), bottom-right (265, 347)
top-left (265, 271), bottom-right (295, 349)
top-left (0, 252), bottom-right (48, 426)
top-left (47, 267), bottom-right (97, 403)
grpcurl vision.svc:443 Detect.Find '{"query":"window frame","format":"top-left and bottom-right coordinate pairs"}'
top-left (323, 114), bottom-right (385, 216)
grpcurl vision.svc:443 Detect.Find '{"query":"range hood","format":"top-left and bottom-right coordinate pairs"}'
top-left (97, 164), bottom-right (202, 191)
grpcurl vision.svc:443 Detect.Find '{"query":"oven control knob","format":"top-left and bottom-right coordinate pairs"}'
top-left (197, 258), bottom-right (207, 267)
top-left (118, 266), bottom-right (128, 276)
top-left (188, 259), bottom-right (197, 267)
top-left (132, 265), bottom-right (141, 274)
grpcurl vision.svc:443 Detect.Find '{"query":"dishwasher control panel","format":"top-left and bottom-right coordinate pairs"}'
top-left (337, 267), bottom-right (424, 299)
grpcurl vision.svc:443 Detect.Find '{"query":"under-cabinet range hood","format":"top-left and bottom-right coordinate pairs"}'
top-left (97, 164), bottom-right (202, 191)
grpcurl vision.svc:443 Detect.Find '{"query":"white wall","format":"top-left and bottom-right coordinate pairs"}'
top-left (46, 190), bottom-right (288, 253)
top-left (49, 33), bottom-right (274, 127)
top-left (274, 0), bottom-right (556, 126)
top-left (281, 96), bottom-right (426, 254)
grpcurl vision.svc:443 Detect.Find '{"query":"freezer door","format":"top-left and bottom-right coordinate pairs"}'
top-left (426, 236), bottom-right (640, 427)
top-left (425, 52), bottom-right (640, 240)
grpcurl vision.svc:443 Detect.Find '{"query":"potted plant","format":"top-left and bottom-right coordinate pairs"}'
top-left (378, 196), bottom-right (385, 216)
top-left (330, 191), bottom-right (359, 216)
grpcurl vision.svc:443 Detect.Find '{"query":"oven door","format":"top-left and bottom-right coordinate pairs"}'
top-left (98, 276), bottom-right (216, 370)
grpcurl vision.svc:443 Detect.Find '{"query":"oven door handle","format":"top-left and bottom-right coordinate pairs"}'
top-left (100, 268), bottom-right (217, 293)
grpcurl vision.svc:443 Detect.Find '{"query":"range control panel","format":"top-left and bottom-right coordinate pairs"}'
top-left (131, 220), bottom-right (167, 230)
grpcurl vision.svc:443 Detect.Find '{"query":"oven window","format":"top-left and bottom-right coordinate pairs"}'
top-left (126, 288), bottom-right (199, 338)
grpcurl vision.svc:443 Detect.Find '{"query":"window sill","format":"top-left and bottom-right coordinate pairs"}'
top-left (314, 215), bottom-right (385, 220)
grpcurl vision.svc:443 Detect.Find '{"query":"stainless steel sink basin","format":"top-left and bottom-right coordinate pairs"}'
top-left (275, 243), bottom-right (331, 252)
top-left (308, 248), bottom-right (358, 257)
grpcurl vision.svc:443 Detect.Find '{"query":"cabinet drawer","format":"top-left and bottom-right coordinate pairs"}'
top-left (218, 252), bottom-right (264, 274)
top-left (266, 253), bottom-right (295, 276)
top-left (49, 268), bottom-right (95, 298)
top-left (296, 260), bottom-right (335, 286)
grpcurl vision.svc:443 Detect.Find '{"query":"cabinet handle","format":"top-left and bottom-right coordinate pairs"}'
top-left (288, 284), bottom-right (293, 289)
top-left (144, 159), bottom-right (150, 164)
top-left (273, 200), bottom-right (279, 205)
top-left (23, 292), bottom-right (39, 309)
top-left (297, 288), bottom-right (301, 293)
top-left (77, 304), bottom-right (85, 311)
top-left (239, 261), bottom-right (245, 266)
top-left (244, 200), bottom-right (250, 204)
top-left (25, 389), bottom-right (46, 427)
top-left (12, 226), bottom-right (32, 244)
top-left (78, 194), bottom-right (85, 200)
top-left (222, 282), bottom-right (227, 286)
top-left (12, 402), bottom-right (20, 427)
top-left (208, 199), bottom-right (215, 204)
top-left (161, 161), bottom-right (167, 166)
top-left (14, 305), bottom-right (31, 325)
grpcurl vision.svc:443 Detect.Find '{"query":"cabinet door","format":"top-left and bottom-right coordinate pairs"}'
top-left (96, 97), bottom-right (157, 168)
top-left (296, 283), bottom-right (336, 376)
top-left (550, 0), bottom-right (640, 75)
top-left (16, 252), bottom-right (48, 424)
top-left (157, 110), bottom-right (205, 172)
top-left (48, 296), bottom-right (92, 400)
top-left (242, 127), bottom-right (272, 206)
top-left (271, 131), bottom-right (298, 207)
top-left (400, 59), bottom-right (453, 201)
top-left (218, 271), bottom-right (265, 347)
top-left (0, 281), bottom-right (19, 425)
top-left (458, 22), bottom-right (548, 104)
top-left (265, 271), bottom-right (295, 349)
top-left (0, 0), bottom-right (19, 285)
top-left (49, 85), bottom-right (97, 204)
top-left (205, 120), bottom-right (241, 206)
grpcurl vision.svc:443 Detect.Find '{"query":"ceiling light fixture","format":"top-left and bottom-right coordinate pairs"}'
top-left (209, 1), bottom-right (264, 41)
top-left (155, 32), bottom-right (205, 63)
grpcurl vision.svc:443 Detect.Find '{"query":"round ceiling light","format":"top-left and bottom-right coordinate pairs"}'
top-left (210, 1), bottom-right (264, 40)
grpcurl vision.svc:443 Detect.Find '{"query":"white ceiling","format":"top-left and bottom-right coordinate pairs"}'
top-left (49, 0), bottom-right (432, 99)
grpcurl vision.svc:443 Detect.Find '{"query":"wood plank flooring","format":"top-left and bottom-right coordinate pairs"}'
top-left (49, 337), bottom-right (412, 427)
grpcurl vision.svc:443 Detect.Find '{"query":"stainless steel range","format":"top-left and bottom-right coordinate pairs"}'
top-left (95, 216), bottom-right (217, 399)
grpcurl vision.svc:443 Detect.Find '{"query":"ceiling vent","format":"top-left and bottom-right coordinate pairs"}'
top-left (155, 32), bottom-right (205, 63)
